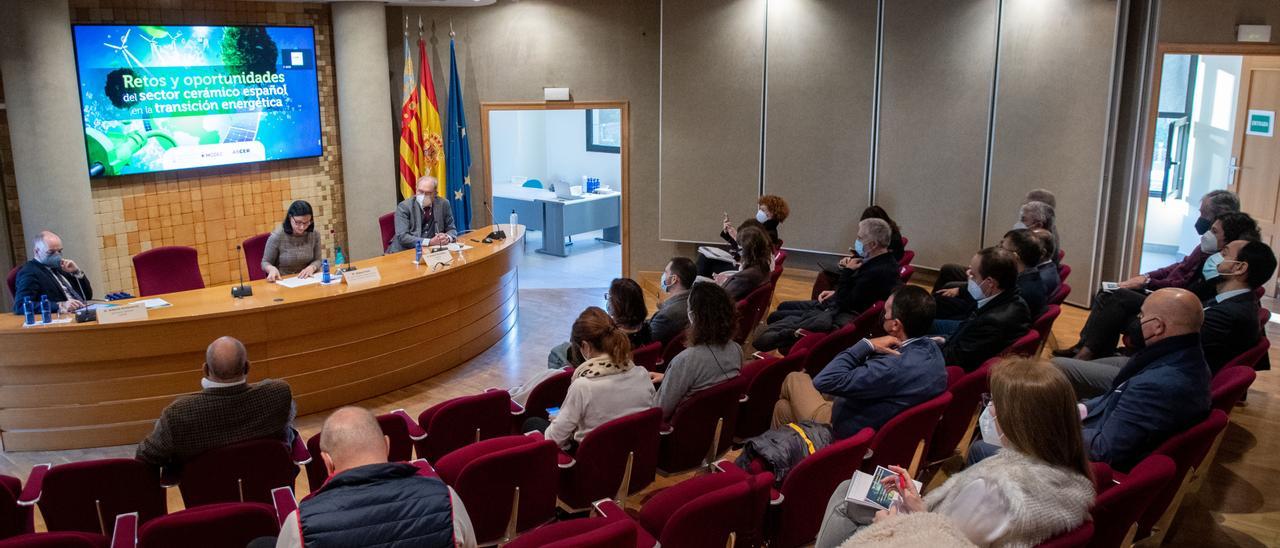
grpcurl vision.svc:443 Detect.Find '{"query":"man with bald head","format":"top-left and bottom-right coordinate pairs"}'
top-left (137, 336), bottom-right (295, 470)
top-left (1076, 287), bottom-right (1212, 471)
top-left (386, 175), bottom-right (457, 253)
top-left (11, 230), bottom-right (93, 314)
top-left (270, 407), bottom-right (475, 548)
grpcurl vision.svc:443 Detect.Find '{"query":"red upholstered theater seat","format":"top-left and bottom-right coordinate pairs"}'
top-left (552, 407), bottom-right (662, 512)
top-left (177, 438), bottom-right (299, 508)
top-left (433, 435), bottom-right (559, 544)
top-left (734, 349), bottom-right (808, 442)
top-left (241, 232), bottom-right (270, 281)
top-left (22, 459), bottom-right (166, 538)
top-left (136, 502), bottom-right (279, 548)
top-left (412, 390), bottom-right (515, 462)
top-left (862, 392), bottom-right (953, 477)
top-left (658, 377), bottom-right (746, 475)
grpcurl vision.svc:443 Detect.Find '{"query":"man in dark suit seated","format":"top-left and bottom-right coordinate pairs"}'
top-left (770, 286), bottom-right (948, 440)
top-left (1080, 288), bottom-right (1211, 471)
top-left (1054, 240), bottom-right (1275, 398)
top-left (136, 336), bottom-right (296, 471)
top-left (751, 218), bottom-right (900, 352)
top-left (647, 257), bottom-right (695, 344)
top-left (386, 175), bottom-right (458, 253)
top-left (1031, 228), bottom-right (1061, 298)
top-left (934, 229), bottom-right (1046, 321)
top-left (11, 231), bottom-right (93, 315)
top-left (937, 247), bottom-right (1032, 372)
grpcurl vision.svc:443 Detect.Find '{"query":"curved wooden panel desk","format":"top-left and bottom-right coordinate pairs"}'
top-left (0, 225), bottom-right (524, 451)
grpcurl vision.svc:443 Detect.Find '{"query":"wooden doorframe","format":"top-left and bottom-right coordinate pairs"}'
top-left (478, 101), bottom-right (631, 277)
top-left (1128, 43), bottom-right (1280, 277)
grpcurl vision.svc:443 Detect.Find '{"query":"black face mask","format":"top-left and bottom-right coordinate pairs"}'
top-left (1194, 217), bottom-right (1213, 236)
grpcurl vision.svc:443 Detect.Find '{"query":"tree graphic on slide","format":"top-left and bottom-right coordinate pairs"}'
top-left (220, 27), bottom-right (278, 75)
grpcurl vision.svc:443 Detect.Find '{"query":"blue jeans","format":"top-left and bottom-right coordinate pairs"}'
top-left (966, 440), bottom-right (1001, 465)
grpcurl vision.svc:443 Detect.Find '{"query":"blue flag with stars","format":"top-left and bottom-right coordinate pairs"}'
top-left (444, 38), bottom-right (472, 231)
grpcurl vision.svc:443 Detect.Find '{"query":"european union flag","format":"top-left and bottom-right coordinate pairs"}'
top-left (444, 38), bottom-right (472, 231)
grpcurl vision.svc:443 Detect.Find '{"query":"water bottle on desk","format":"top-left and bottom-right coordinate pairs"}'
top-left (40, 295), bottom-right (51, 324)
top-left (509, 209), bottom-right (518, 237)
top-left (335, 246), bottom-right (346, 271)
top-left (22, 297), bottom-right (34, 326)
top-left (415, 239), bottom-right (423, 263)
top-left (322, 258), bottom-right (331, 284)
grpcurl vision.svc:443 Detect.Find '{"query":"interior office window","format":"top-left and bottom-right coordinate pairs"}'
top-left (1150, 54), bottom-right (1197, 200)
top-left (586, 109), bottom-right (622, 153)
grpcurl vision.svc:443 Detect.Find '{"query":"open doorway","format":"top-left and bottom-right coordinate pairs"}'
top-left (1134, 46), bottom-right (1280, 295)
top-left (480, 102), bottom-right (629, 289)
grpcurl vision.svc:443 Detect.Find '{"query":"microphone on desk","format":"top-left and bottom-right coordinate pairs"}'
top-left (482, 199), bottom-right (506, 241)
top-left (231, 245), bottom-right (253, 298)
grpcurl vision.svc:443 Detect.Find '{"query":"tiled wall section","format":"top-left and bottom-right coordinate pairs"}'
top-left (72, 0), bottom-right (346, 293)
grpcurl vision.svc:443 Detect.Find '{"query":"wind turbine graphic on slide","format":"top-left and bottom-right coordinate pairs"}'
top-left (103, 29), bottom-right (153, 76)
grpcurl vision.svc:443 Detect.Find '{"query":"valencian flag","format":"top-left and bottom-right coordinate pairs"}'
top-left (395, 20), bottom-right (420, 201)
top-left (417, 20), bottom-right (447, 198)
top-left (444, 37), bottom-right (472, 230)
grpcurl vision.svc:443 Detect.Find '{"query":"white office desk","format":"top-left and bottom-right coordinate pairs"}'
top-left (492, 185), bottom-right (621, 256)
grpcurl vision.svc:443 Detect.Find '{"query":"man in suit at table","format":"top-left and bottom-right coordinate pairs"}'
top-left (11, 231), bottom-right (93, 315)
top-left (136, 336), bottom-right (296, 471)
top-left (386, 175), bottom-right (458, 253)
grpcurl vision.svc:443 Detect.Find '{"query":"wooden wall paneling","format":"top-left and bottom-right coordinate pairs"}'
top-left (875, 0), bottom-right (998, 269)
top-left (986, 0), bottom-right (1120, 306)
top-left (659, 0), bottom-right (766, 243)
top-left (762, 0), bottom-right (878, 254)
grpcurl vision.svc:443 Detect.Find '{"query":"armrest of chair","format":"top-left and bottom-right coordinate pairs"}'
top-left (510, 401), bottom-right (525, 415)
top-left (593, 498), bottom-right (629, 521)
top-left (269, 487), bottom-right (298, 527)
top-left (522, 431), bottom-right (575, 467)
top-left (711, 460), bottom-right (744, 475)
top-left (289, 429), bottom-right (311, 465)
top-left (739, 394), bottom-right (749, 403)
top-left (659, 423), bottom-right (674, 436)
top-left (390, 409), bottom-right (427, 441)
top-left (17, 463), bottom-right (50, 506)
top-left (110, 512), bottom-right (139, 548)
top-left (751, 351), bottom-right (769, 360)
top-left (159, 466), bottom-right (179, 489)
top-left (795, 328), bottom-right (815, 339)
top-left (409, 459), bottom-right (440, 478)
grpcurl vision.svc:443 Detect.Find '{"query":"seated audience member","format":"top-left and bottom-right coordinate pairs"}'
top-left (937, 248), bottom-right (1031, 371)
top-left (697, 195), bottom-right (789, 276)
top-left (770, 286), bottom-right (947, 439)
top-left (648, 257), bottom-right (695, 344)
top-left (1016, 200), bottom-right (1059, 262)
top-left (1055, 240), bottom-right (1275, 398)
top-left (1079, 288), bottom-right (1211, 471)
top-left (653, 282), bottom-right (742, 419)
top-left (1055, 210), bottom-right (1259, 360)
top-left (606, 278), bottom-right (652, 347)
top-left (815, 358), bottom-right (1094, 548)
top-left (11, 230), bottom-right (93, 314)
top-left (934, 229), bottom-right (1046, 320)
top-left (386, 175), bottom-right (457, 253)
top-left (811, 206), bottom-right (906, 295)
top-left (1031, 228), bottom-right (1062, 297)
top-left (262, 200), bottom-right (322, 281)
top-left (137, 336), bottom-right (295, 470)
top-left (269, 407), bottom-right (476, 548)
top-left (714, 226), bottom-right (772, 300)
top-left (1097, 189), bottom-right (1239, 294)
top-left (1024, 188), bottom-right (1057, 210)
top-left (528, 308), bottom-right (654, 451)
top-left (752, 218), bottom-right (900, 352)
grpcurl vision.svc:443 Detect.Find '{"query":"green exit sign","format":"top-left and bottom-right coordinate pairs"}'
top-left (1248, 109), bottom-right (1275, 137)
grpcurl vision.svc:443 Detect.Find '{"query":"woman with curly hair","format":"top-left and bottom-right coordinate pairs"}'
top-left (697, 195), bottom-right (790, 276)
top-left (652, 282), bottom-right (742, 419)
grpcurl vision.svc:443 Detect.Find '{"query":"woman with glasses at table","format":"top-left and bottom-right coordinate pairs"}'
top-left (262, 200), bottom-right (323, 282)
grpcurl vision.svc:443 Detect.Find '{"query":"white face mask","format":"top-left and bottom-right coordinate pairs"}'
top-left (416, 194), bottom-right (427, 207)
top-left (1012, 221), bottom-right (1028, 230)
top-left (1200, 231), bottom-right (1219, 254)
top-left (978, 404), bottom-right (1004, 447)
top-left (756, 209), bottom-right (769, 223)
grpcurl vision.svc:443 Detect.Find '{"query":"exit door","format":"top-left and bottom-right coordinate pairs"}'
top-left (1230, 56), bottom-right (1280, 295)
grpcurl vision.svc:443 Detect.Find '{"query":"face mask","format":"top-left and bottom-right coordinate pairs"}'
top-left (1216, 259), bottom-right (1243, 279)
top-left (978, 405), bottom-right (1003, 447)
top-left (660, 275), bottom-right (670, 293)
top-left (854, 239), bottom-right (865, 257)
top-left (39, 252), bottom-right (62, 268)
top-left (1200, 231), bottom-right (1219, 254)
top-left (756, 209), bottom-right (768, 223)
top-left (1202, 252), bottom-right (1225, 281)
top-left (1194, 217), bottom-right (1213, 235)
top-left (1013, 221), bottom-right (1028, 230)
top-left (416, 194), bottom-right (427, 207)
top-left (967, 278), bottom-right (987, 301)
top-left (1137, 317), bottom-right (1162, 348)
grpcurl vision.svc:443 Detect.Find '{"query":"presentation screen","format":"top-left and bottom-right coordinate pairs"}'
top-left (71, 25), bottom-right (322, 177)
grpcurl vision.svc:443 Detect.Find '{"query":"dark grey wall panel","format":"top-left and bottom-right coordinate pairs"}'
top-left (659, 0), bottom-right (766, 242)
top-left (876, 0), bottom-right (997, 269)
top-left (762, 0), bottom-right (877, 254)
top-left (987, 0), bottom-right (1119, 305)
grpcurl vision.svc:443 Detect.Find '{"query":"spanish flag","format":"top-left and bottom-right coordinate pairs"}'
top-left (396, 24), bottom-right (420, 201)
top-left (417, 27), bottom-right (446, 198)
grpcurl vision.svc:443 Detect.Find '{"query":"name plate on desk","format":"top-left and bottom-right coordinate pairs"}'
top-left (343, 267), bottom-right (381, 285)
top-left (423, 250), bottom-right (452, 269)
top-left (98, 302), bottom-right (149, 324)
